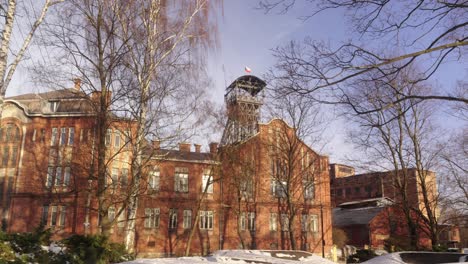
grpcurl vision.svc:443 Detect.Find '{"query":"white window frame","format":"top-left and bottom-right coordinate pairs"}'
top-left (55, 167), bottom-right (62, 186)
top-left (310, 214), bottom-right (319, 233)
top-left (46, 167), bottom-right (54, 188)
top-left (199, 210), bottom-right (213, 230)
top-left (68, 127), bottom-right (75, 145)
top-left (169, 209), bottom-right (177, 229)
top-left (281, 214), bottom-right (289, 231)
top-left (239, 212), bottom-right (246, 231)
top-left (144, 208), bottom-right (160, 228)
top-left (304, 181), bottom-right (315, 199)
top-left (51, 128), bottom-right (58, 146)
top-left (149, 170), bottom-right (160, 191)
top-left (114, 131), bottom-right (120, 148)
top-left (269, 213), bottom-right (277, 231)
top-left (202, 172), bottom-right (213, 193)
top-left (175, 168), bottom-right (189, 193)
top-left (60, 128), bottom-right (67, 146)
top-left (247, 212), bottom-right (255, 231)
top-left (183, 210), bottom-right (192, 229)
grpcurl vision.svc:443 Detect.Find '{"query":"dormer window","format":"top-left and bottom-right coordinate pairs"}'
top-left (49, 101), bottom-right (59, 112)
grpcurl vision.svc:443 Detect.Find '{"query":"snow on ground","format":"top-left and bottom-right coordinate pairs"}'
top-left (122, 250), bottom-right (335, 264)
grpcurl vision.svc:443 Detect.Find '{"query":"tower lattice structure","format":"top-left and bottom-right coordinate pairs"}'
top-left (220, 75), bottom-right (266, 146)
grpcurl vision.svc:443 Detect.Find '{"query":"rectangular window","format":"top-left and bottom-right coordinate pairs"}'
top-left (281, 214), bottom-right (289, 231)
top-left (117, 208), bottom-right (125, 227)
top-left (144, 208), bottom-right (160, 228)
top-left (239, 212), bottom-right (246, 230)
top-left (310, 214), bottom-right (318, 233)
top-left (247, 212), bottom-right (255, 231)
top-left (60, 128), bottom-right (67, 146)
top-left (241, 179), bottom-right (253, 199)
top-left (51, 128), bottom-right (58, 146)
top-left (32, 129), bottom-right (37, 142)
top-left (41, 205), bottom-right (49, 225)
top-left (149, 169), bottom-right (160, 190)
top-left (50, 206), bottom-right (58, 226)
top-left (114, 132), bottom-right (120, 148)
top-left (40, 128), bottom-right (46, 142)
top-left (169, 209), bottom-right (177, 229)
top-left (55, 167), bottom-right (63, 186)
top-left (121, 168), bottom-right (129, 187)
top-left (108, 207), bottom-right (115, 222)
top-left (301, 214), bottom-right (308, 232)
top-left (183, 210), bottom-right (192, 229)
top-left (269, 213), bottom-right (277, 231)
top-left (105, 129), bottom-right (112, 146)
top-left (68, 128), bottom-right (74, 145)
top-left (63, 167), bottom-right (71, 186)
top-left (199, 210), bottom-right (213, 230)
top-left (111, 168), bottom-right (119, 188)
top-left (59, 206), bottom-right (66, 227)
top-left (174, 168), bottom-right (188, 192)
top-left (202, 172), bottom-right (213, 193)
top-left (5, 126), bottom-right (11, 142)
top-left (46, 167), bottom-right (54, 187)
top-left (2, 147), bottom-right (9, 167)
top-left (304, 181), bottom-right (315, 199)
top-left (275, 181), bottom-right (287, 198)
top-left (11, 146), bottom-right (17, 165)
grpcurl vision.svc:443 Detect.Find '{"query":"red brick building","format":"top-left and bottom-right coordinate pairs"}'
top-left (1, 75), bottom-right (334, 257)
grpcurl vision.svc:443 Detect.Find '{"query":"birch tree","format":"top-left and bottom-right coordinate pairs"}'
top-left (0, 0), bottom-right (61, 112)
top-left (114, 0), bottom-right (221, 252)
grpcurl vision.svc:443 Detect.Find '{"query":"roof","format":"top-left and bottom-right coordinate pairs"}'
top-left (333, 206), bottom-right (385, 227)
top-left (147, 148), bottom-right (216, 164)
top-left (338, 197), bottom-right (394, 208)
top-left (5, 88), bottom-right (95, 116)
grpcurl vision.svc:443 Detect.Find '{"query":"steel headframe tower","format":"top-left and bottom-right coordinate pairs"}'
top-left (220, 75), bottom-right (266, 146)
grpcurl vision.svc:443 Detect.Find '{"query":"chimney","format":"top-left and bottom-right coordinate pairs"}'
top-left (152, 140), bottom-right (160, 150)
top-left (73, 78), bottom-right (82, 90)
top-left (209, 142), bottom-right (218, 154)
top-left (179, 142), bottom-right (191, 152)
top-left (194, 144), bottom-right (201, 153)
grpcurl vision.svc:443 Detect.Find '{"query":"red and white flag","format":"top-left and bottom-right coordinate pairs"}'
top-left (244, 66), bottom-right (252, 73)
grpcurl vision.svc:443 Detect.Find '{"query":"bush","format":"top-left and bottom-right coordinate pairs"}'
top-left (63, 234), bottom-right (133, 264)
top-left (346, 249), bottom-right (378, 263)
top-left (384, 236), bottom-right (415, 252)
top-left (332, 228), bottom-right (348, 248)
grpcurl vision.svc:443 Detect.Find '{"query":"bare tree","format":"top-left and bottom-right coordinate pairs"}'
top-left (261, 0), bottom-right (468, 112)
top-left (347, 68), bottom-right (443, 249)
top-left (0, 0), bottom-right (62, 112)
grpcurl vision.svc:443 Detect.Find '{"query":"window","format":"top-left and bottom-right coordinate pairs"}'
top-left (202, 171), bottom-right (213, 193)
top-left (55, 167), bottom-right (63, 186)
top-left (304, 181), bottom-right (315, 199)
top-left (111, 168), bottom-right (119, 188)
top-left (49, 101), bottom-right (59, 112)
top-left (11, 146), bottom-right (17, 165)
top-left (301, 214), bottom-right (308, 232)
top-left (174, 168), bottom-right (188, 193)
top-left (114, 132), bottom-right (120, 148)
top-left (199, 211), bottom-right (213, 230)
top-left (68, 128), bottom-right (74, 145)
top-left (2, 147), bottom-right (9, 167)
top-left (46, 167), bottom-right (54, 187)
top-left (63, 167), bottom-right (71, 186)
top-left (59, 206), bottom-right (66, 227)
top-left (121, 168), bottom-right (129, 187)
top-left (117, 208), bottom-right (125, 227)
top-left (239, 212), bottom-right (246, 230)
top-left (51, 128), bottom-right (58, 146)
top-left (40, 129), bottom-right (46, 142)
top-left (269, 213), bottom-right (277, 231)
top-left (41, 205), bottom-right (49, 225)
top-left (274, 180), bottom-right (287, 198)
top-left (60, 128), bottom-right (67, 146)
top-left (50, 206), bottom-right (58, 226)
top-left (240, 179), bottom-right (253, 199)
top-left (148, 169), bottom-right (160, 191)
top-left (183, 210), bottom-right (192, 229)
top-left (108, 207), bottom-right (116, 222)
top-left (105, 129), bottom-right (112, 146)
top-left (32, 129), bottom-right (37, 142)
top-left (310, 214), bottom-right (318, 233)
top-left (144, 208), bottom-right (160, 228)
top-left (169, 209), bottom-right (177, 229)
top-left (281, 214), bottom-right (289, 231)
top-left (247, 212), bottom-right (255, 231)
top-left (48, 149), bottom-right (57, 165)
top-left (5, 126), bottom-right (11, 142)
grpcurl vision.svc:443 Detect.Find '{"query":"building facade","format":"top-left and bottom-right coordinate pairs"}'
top-left (1, 75), bottom-right (334, 257)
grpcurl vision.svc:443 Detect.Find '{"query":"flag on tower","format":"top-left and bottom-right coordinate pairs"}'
top-left (244, 66), bottom-right (252, 73)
